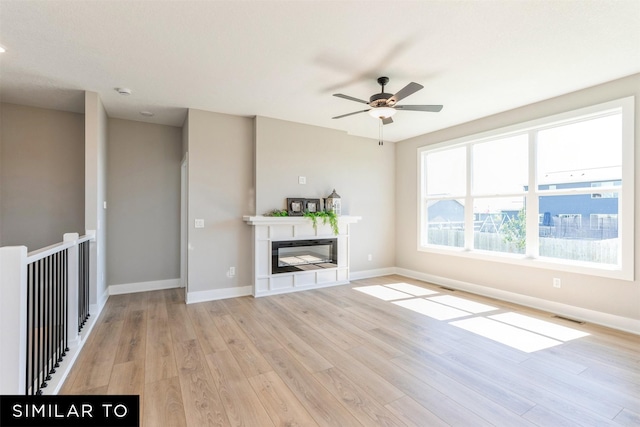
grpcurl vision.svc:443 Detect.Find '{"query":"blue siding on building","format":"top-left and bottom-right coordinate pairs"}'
top-left (537, 181), bottom-right (619, 239)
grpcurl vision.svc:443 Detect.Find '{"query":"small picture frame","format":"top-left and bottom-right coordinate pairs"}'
top-left (287, 198), bottom-right (304, 216)
top-left (304, 199), bottom-right (321, 213)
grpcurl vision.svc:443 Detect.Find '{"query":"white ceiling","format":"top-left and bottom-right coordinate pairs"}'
top-left (1, 0), bottom-right (639, 142)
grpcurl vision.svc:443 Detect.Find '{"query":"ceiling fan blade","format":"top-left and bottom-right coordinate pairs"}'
top-left (333, 93), bottom-right (369, 104)
top-left (387, 82), bottom-right (423, 105)
top-left (382, 117), bottom-right (393, 125)
top-left (332, 109), bottom-right (370, 119)
top-left (394, 104), bottom-right (443, 112)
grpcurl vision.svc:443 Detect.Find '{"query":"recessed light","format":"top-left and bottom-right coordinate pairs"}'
top-left (140, 111), bottom-right (154, 117)
top-left (115, 87), bottom-right (132, 96)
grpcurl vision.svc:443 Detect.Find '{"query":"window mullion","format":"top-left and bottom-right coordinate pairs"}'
top-left (526, 130), bottom-right (539, 258)
top-left (465, 144), bottom-right (474, 250)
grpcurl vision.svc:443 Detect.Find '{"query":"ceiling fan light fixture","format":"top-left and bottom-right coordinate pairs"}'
top-left (368, 107), bottom-right (396, 119)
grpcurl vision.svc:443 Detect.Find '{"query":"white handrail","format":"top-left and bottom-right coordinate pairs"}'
top-left (27, 234), bottom-right (95, 263)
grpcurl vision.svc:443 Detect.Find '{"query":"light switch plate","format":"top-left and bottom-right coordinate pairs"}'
top-left (195, 219), bottom-right (205, 228)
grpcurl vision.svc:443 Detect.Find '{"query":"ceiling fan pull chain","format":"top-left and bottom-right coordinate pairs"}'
top-left (379, 119), bottom-right (383, 146)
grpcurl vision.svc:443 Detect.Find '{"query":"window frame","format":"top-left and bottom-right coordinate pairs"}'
top-left (417, 96), bottom-right (634, 281)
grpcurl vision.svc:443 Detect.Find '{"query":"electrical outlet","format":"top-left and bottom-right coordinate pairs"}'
top-left (194, 219), bottom-right (205, 228)
top-left (553, 278), bottom-right (561, 288)
top-left (298, 176), bottom-right (306, 185)
top-left (367, 254), bottom-right (372, 261)
top-left (229, 267), bottom-right (236, 276)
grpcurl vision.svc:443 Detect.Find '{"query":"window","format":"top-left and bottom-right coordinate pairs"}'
top-left (419, 97), bottom-right (634, 280)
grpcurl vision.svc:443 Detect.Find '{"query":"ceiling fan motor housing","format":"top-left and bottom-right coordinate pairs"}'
top-left (370, 92), bottom-right (393, 107)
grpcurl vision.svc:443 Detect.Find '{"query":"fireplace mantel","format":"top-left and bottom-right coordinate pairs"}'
top-left (243, 215), bottom-right (361, 296)
top-left (242, 215), bottom-right (361, 226)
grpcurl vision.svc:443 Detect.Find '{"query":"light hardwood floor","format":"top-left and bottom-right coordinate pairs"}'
top-left (61, 275), bottom-right (640, 426)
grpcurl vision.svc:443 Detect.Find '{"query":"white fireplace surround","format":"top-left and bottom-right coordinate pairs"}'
top-left (243, 215), bottom-right (361, 297)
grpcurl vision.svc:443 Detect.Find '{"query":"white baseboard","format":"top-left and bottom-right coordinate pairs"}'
top-left (254, 280), bottom-right (350, 298)
top-left (109, 278), bottom-right (181, 295)
top-left (186, 285), bottom-right (252, 304)
top-left (396, 267), bottom-right (640, 336)
top-left (350, 267), bottom-right (397, 281)
top-left (96, 287), bottom-right (109, 312)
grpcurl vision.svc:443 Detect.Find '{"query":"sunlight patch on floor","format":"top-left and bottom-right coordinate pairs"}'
top-left (427, 295), bottom-right (498, 314)
top-left (489, 312), bottom-right (590, 341)
top-left (393, 298), bottom-right (471, 320)
top-left (385, 282), bottom-right (439, 296)
top-left (353, 285), bottom-right (413, 301)
top-left (450, 317), bottom-right (563, 353)
top-left (351, 284), bottom-right (590, 353)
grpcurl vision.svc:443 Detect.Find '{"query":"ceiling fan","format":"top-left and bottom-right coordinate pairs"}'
top-left (332, 76), bottom-right (443, 125)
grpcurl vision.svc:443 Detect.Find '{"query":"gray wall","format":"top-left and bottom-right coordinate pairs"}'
top-left (107, 118), bottom-right (182, 286)
top-left (186, 109), bottom-right (254, 294)
top-left (255, 116), bottom-right (396, 273)
top-left (395, 73), bottom-right (640, 321)
top-left (0, 103), bottom-right (84, 250)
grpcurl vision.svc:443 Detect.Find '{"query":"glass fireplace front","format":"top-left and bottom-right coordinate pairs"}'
top-left (272, 239), bottom-right (337, 274)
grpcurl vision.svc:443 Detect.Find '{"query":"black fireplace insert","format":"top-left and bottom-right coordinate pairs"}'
top-left (272, 238), bottom-right (337, 274)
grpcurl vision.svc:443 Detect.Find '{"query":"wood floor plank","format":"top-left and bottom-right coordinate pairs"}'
top-left (107, 360), bottom-right (145, 395)
top-left (66, 320), bottom-right (124, 391)
top-left (522, 405), bottom-right (582, 427)
top-left (167, 301), bottom-right (198, 343)
top-left (264, 348), bottom-right (362, 427)
top-left (205, 350), bottom-right (274, 426)
top-left (267, 310), bottom-right (405, 405)
top-left (107, 360), bottom-right (145, 424)
top-left (145, 297), bottom-right (178, 384)
top-left (127, 291), bottom-right (149, 312)
top-left (378, 328), bottom-right (537, 417)
top-left (174, 339), bottom-right (230, 427)
top-left (313, 366), bottom-right (407, 426)
top-left (201, 299), bottom-right (232, 318)
top-left (114, 309), bottom-right (147, 364)
top-left (443, 349), bottom-right (621, 426)
top-left (385, 396), bottom-right (450, 427)
top-left (211, 314), bottom-right (272, 377)
top-left (348, 344), bottom-right (494, 426)
top-left (391, 354), bottom-right (536, 425)
top-left (143, 377), bottom-right (187, 427)
top-left (186, 303), bottom-right (228, 354)
top-left (245, 298), bottom-right (333, 373)
top-left (228, 298), bottom-right (283, 353)
top-left (248, 371), bottom-right (320, 427)
top-left (101, 294), bottom-right (129, 323)
top-left (613, 408), bottom-right (640, 426)
top-left (275, 292), bottom-right (400, 356)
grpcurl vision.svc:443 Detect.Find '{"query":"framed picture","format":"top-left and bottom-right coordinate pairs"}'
top-left (287, 198), bottom-right (304, 216)
top-left (304, 199), bottom-right (321, 213)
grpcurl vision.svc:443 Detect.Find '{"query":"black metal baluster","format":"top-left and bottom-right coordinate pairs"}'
top-left (54, 252), bottom-right (60, 370)
top-left (26, 263), bottom-right (32, 395)
top-left (84, 242), bottom-right (89, 325)
top-left (63, 249), bottom-right (69, 354)
top-left (36, 259), bottom-right (43, 394)
top-left (78, 243), bottom-right (83, 332)
top-left (44, 256), bottom-right (51, 385)
top-left (58, 251), bottom-right (63, 363)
